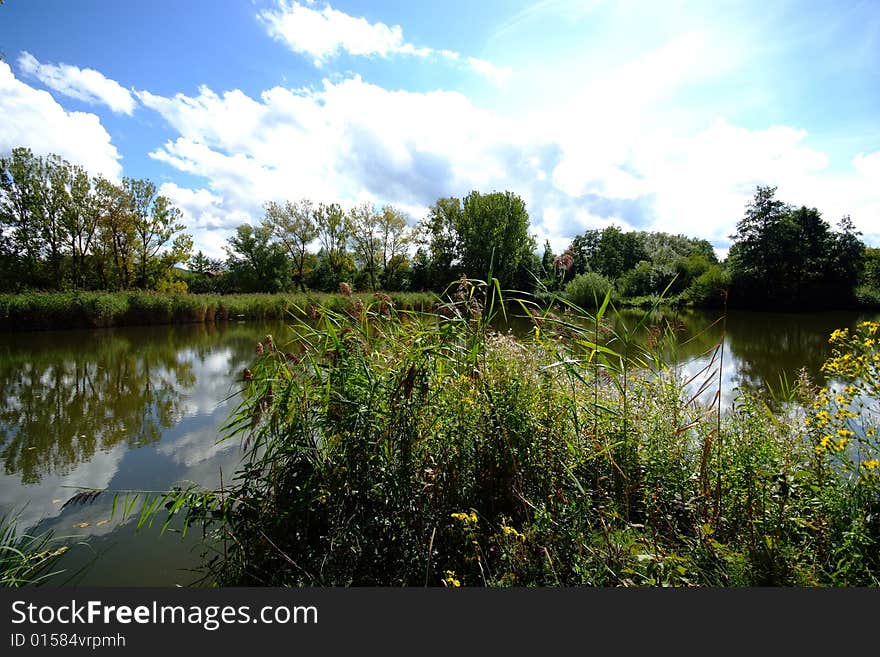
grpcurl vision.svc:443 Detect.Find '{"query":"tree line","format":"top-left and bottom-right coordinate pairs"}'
top-left (2, 147), bottom-right (876, 309)
top-left (0, 147), bottom-right (191, 292)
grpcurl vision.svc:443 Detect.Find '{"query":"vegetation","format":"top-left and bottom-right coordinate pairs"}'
top-left (3, 146), bottom-right (878, 322)
top-left (0, 291), bottom-right (438, 331)
top-left (94, 283), bottom-right (880, 587)
top-left (1, 513), bottom-right (68, 586)
top-left (0, 148), bottom-right (191, 293)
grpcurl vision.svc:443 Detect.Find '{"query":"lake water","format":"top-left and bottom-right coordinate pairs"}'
top-left (1, 308), bottom-right (877, 585)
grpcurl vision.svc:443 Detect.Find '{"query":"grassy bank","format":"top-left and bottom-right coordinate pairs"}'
top-left (107, 282), bottom-right (879, 587)
top-left (0, 291), bottom-right (439, 331)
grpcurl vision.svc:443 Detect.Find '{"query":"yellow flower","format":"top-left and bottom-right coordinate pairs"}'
top-left (830, 328), bottom-right (849, 343)
top-left (451, 511), bottom-right (478, 525)
top-left (501, 525), bottom-right (526, 542)
top-left (861, 460), bottom-right (880, 471)
top-left (443, 570), bottom-right (461, 587)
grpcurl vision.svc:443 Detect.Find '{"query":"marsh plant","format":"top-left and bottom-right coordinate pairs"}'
top-left (83, 286), bottom-right (880, 586)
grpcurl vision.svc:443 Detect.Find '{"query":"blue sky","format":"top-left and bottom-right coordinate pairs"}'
top-left (1, 0), bottom-right (878, 258)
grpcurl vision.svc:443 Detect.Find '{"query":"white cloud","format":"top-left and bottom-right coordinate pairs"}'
top-left (258, 1), bottom-right (510, 83)
top-left (465, 57), bottom-right (512, 85)
top-left (854, 151), bottom-right (880, 180)
top-left (0, 61), bottom-right (122, 179)
top-left (17, 51), bottom-right (136, 115)
top-left (137, 37), bottom-right (880, 256)
top-left (260, 0), bottom-right (410, 64)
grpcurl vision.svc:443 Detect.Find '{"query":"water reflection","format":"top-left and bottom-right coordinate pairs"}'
top-left (0, 321), bottom-right (289, 585)
top-left (0, 309), bottom-right (877, 585)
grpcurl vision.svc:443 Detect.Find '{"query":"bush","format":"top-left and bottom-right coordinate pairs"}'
top-left (686, 265), bottom-right (730, 307)
top-left (563, 272), bottom-right (613, 309)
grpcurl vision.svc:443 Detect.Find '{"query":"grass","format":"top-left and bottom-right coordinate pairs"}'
top-left (0, 290), bottom-right (439, 331)
top-left (58, 281), bottom-right (880, 586)
top-left (0, 512), bottom-right (69, 587)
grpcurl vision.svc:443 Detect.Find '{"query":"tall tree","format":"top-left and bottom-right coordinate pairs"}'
top-left (62, 164), bottom-right (99, 289)
top-left (378, 205), bottom-right (411, 289)
top-left (225, 223), bottom-right (291, 293)
top-left (314, 202), bottom-right (349, 281)
top-left (262, 199), bottom-right (317, 292)
top-left (346, 202), bottom-right (381, 290)
top-left (94, 177), bottom-right (137, 290)
top-left (419, 196), bottom-right (461, 290)
top-left (0, 147), bottom-right (46, 289)
top-left (125, 179), bottom-right (188, 288)
top-left (455, 190), bottom-right (536, 290)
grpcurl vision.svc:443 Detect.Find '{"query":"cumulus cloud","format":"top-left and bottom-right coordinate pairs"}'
top-left (136, 52), bottom-right (880, 257)
top-left (0, 61), bottom-right (122, 179)
top-left (17, 51), bottom-right (136, 115)
top-left (258, 1), bottom-right (511, 83)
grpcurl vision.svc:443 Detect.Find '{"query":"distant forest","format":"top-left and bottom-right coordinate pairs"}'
top-left (2, 146), bottom-right (878, 309)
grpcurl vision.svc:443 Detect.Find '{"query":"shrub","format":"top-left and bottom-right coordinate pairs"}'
top-left (563, 272), bottom-right (614, 309)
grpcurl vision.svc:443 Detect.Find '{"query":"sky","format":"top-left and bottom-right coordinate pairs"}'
top-left (1, 0), bottom-right (878, 260)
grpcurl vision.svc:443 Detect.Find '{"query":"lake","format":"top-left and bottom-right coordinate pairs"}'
top-left (1, 308), bottom-right (877, 585)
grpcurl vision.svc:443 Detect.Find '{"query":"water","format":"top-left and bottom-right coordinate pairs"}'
top-left (0, 309), bottom-right (877, 585)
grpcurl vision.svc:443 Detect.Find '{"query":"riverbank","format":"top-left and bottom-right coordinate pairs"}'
top-left (0, 291), bottom-right (439, 331)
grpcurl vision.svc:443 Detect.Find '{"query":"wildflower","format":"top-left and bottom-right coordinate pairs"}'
top-left (256, 341), bottom-right (264, 355)
top-left (501, 525), bottom-right (526, 542)
top-left (242, 368), bottom-right (253, 382)
top-left (339, 282), bottom-right (352, 297)
top-left (443, 570), bottom-right (461, 587)
top-left (829, 328), bottom-right (849, 344)
top-left (451, 511), bottom-right (478, 525)
top-left (861, 460), bottom-right (880, 471)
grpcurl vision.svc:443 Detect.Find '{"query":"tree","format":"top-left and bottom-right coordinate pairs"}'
top-left (830, 215), bottom-right (865, 296)
top-left (314, 202), bottom-right (349, 283)
top-left (378, 205), bottom-right (411, 290)
top-left (62, 164), bottom-right (99, 289)
top-left (727, 185), bottom-right (792, 304)
top-left (126, 178), bottom-right (188, 288)
top-left (346, 202), bottom-right (381, 290)
top-left (262, 199), bottom-right (317, 292)
top-left (93, 177), bottom-right (137, 290)
top-left (418, 197), bottom-right (461, 290)
top-left (225, 223), bottom-right (291, 293)
top-left (0, 147), bottom-right (47, 289)
top-left (454, 190), bottom-right (536, 290)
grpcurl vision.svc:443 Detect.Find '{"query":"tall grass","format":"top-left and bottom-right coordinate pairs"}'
top-left (0, 513), bottom-right (68, 587)
top-left (89, 285), bottom-right (880, 586)
top-left (0, 291), bottom-right (439, 331)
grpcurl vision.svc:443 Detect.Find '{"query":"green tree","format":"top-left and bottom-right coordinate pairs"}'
top-left (454, 190), bottom-right (536, 290)
top-left (314, 202), bottom-right (349, 283)
top-left (93, 177), bottom-right (137, 290)
top-left (346, 202), bottom-right (381, 291)
top-left (262, 199), bottom-right (317, 292)
top-left (727, 185), bottom-right (792, 304)
top-left (378, 205), bottom-right (411, 290)
top-left (125, 179), bottom-right (188, 288)
top-left (418, 196), bottom-right (461, 290)
top-left (225, 223), bottom-right (291, 293)
top-left (62, 164), bottom-right (99, 289)
top-left (0, 147), bottom-right (46, 289)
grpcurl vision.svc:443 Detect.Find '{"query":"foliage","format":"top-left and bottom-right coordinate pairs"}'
top-left (1, 513), bottom-right (68, 586)
top-left (454, 191), bottom-right (536, 290)
top-left (727, 186), bottom-right (864, 309)
top-left (0, 148), bottom-right (191, 292)
top-left (563, 271), bottom-right (614, 309)
top-left (224, 224), bottom-right (292, 294)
